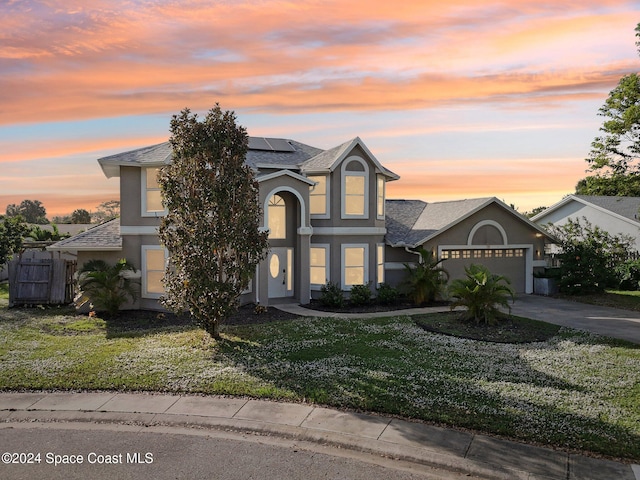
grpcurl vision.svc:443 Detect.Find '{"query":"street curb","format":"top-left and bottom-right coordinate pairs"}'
top-left (0, 411), bottom-right (527, 480)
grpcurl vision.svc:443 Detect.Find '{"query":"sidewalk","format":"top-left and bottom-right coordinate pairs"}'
top-left (0, 391), bottom-right (637, 480)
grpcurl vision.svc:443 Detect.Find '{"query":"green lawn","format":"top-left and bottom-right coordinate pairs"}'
top-left (0, 303), bottom-right (638, 461)
top-left (560, 289), bottom-right (640, 311)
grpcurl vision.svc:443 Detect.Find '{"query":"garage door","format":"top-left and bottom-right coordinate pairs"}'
top-left (440, 248), bottom-right (526, 293)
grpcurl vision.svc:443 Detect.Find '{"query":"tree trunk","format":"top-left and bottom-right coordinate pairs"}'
top-left (207, 319), bottom-right (221, 339)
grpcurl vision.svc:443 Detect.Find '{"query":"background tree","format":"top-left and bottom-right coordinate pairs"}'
top-left (71, 208), bottom-right (91, 224)
top-left (158, 105), bottom-right (269, 338)
top-left (0, 216), bottom-right (28, 265)
top-left (92, 200), bottom-right (120, 223)
top-left (6, 199), bottom-right (48, 224)
top-left (575, 24), bottom-right (640, 196)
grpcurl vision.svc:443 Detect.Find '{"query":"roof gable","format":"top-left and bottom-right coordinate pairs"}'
top-left (386, 197), bottom-right (551, 247)
top-left (532, 194), bottom-right (640, 227)
top-left (300, 137), bottom-right (400, 180)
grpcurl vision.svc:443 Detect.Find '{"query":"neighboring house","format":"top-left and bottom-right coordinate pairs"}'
top-left (532, 195), bottom-right (640, 251)
top-left (49, 136), bottom-right (551, 309)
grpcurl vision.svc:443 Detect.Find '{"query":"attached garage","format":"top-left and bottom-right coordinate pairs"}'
top-left (385, 198), bottom-right (552, 294)
top-left (440, 248), bottom-right (527, 293)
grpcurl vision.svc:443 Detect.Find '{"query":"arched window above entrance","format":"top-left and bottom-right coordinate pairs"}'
top-left (268, 194), bottom-right (286, 239)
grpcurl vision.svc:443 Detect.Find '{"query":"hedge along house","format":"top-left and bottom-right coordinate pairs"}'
top-left (49, 136), bottom-right (552, 310)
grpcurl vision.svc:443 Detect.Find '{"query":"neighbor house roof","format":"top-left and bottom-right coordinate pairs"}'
top-left (47, 219), bottom-right (121, 252)
top-left (386, 197), bottom-right (551, 247)
top-left (532, 195), bottom-right (640, 225)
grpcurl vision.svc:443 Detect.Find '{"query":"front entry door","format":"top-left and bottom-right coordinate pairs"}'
top-left (268, 247), bottom-right (294, 298)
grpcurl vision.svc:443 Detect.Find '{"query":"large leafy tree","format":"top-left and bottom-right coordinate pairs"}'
top-left (6, 199), bottom-right (48, 224)
top-left (0, 216), bottom-right (28, 265)
top-left (159, 105), bottom-right (269, 339)
top-left (546, 217), bottom-right (632, 294)
top-left (576, 24), bottom-right (640, 195)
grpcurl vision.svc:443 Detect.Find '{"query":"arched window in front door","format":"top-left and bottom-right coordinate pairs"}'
top-left (268, 194), bottom-right (286, 239)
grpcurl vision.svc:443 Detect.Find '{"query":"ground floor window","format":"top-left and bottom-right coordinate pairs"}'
top-left (310, 245), bottom-right (330, 289)
top-left (342, 244), bottom-right (368, 288)
top-left (376, 244), bottom-right (385, 285)
top-left (142, 246), bottom-right (167, 298)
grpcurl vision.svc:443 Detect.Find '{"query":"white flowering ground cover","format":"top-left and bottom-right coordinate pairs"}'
top-left (0, 301), bottom-right (638, 461)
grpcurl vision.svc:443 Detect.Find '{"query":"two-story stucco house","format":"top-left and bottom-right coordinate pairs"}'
top-left (50, 136), bottom-right (551, 310)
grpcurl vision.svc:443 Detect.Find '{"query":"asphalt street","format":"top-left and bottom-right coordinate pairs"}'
top-left (0, 422), bottom-right (471, 480)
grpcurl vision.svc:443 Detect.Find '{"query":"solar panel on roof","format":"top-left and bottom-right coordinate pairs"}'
top-left (248, 137), bottom-right (295, 152)
top-left (265, 138), bottom-right (295, 152)
top-left (248, 137), bottom-right (271, 151)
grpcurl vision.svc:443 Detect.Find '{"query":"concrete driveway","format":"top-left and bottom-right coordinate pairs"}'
top-left (512, 295), bottom-right (640, 344)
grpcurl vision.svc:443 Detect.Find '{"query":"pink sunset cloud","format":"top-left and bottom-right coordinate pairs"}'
top-left (0, 0), bottom-right (638, 216)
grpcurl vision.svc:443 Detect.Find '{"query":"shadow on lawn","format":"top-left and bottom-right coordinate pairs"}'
top-left (216, 320), bottom-right (640, 462)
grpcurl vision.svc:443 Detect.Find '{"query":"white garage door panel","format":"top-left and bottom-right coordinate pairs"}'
top-left (442, 249), bottom-right (526, 293)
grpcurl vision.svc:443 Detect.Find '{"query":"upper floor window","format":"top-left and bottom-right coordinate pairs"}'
top-left (308, 175), bottom-right (329, 218)
top-left (268, 194), bottom-right (286, 239)
top-left (142, 167), bottom-right (166, 216)
top-left (377, 175), bottom-right (385, 219)
top-left (341, 157), bottom-right (369, 219)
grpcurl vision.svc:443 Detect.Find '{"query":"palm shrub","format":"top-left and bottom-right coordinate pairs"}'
top-left (400, 247), bottom-right (449, 305)
top-left (78, 259), bottom-right (138, 317)
top-left (448, 264), bottom-right (515, 325)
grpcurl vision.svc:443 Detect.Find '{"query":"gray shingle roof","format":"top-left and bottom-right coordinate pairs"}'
top-left (98, 136), bottom-right (400, 181)
top-left (385, 198), bottom-right (493, 247)
top-left (299, 139), bottom-right (354, 171)
top-left (574, 195), bottom-right (640, 222)
top-left (98, 138), bottom-right (324, 177)
top-left (47, 219), bottom-right (121, 251)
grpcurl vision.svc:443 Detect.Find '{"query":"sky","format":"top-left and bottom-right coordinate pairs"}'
top-left (1, 0), bottom-right (639, 218)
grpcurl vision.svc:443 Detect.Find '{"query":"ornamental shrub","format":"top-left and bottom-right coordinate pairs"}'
top-left (349, 283), bottom-right (371, 306)
top-left (614, 258), bottom-right (640, 290)
top-left (376, 283), bottom-right (399, 305)
top-left (320, 281), bottom-right (344, 308)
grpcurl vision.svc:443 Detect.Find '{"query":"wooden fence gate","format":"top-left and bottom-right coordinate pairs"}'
top-left (8, 257), bottom-right (76, 307)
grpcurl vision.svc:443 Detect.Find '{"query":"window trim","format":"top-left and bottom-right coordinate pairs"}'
top-left (376, 175), bottom-right (385, 219)
top-left (142, 245), bottom-right (167, 299)
top-left (310, 244), bottom-right (330, 290)
top-left (341, 157), bottom-right (369, 219)
top-left (267, 194), bottom-right (287, 239)
top-left (141, 167), bottom-right (167, 217)
top-left (376, 243), bottom-right (385, 286)
top-left (341, 243), bottom-right (369, 290)
top-left (308, 175), bottom-right (330, 219)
